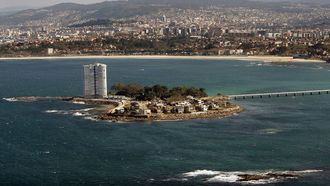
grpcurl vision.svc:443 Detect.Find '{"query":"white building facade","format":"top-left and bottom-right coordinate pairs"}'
top-left (84, 63), bottom-right (108, 98)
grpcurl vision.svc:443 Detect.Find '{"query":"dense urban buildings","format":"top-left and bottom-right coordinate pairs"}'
top-left (0, 0), bottom-right (329, 60)
top-left (83, 63), bottom-right (108, 98)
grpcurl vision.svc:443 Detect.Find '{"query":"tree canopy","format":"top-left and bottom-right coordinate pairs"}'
top-left (111, 83), bottom-right (208, 101)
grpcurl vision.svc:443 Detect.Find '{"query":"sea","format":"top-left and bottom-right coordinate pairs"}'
top-left (0, 58), bottom-right (330, 186)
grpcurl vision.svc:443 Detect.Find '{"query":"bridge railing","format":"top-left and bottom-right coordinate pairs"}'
top-left (229, 89), bottom-right (330, 100)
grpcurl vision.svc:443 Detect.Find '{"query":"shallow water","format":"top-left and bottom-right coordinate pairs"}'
top-left (0, 59), bottom-right (330, 186)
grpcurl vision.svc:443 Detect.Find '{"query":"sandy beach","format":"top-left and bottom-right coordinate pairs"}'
top-left (0, 55), bottom-right (325, 63)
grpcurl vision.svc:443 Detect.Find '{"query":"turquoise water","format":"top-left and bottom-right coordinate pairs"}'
top-left (1, 59), bottom-right (330, 185)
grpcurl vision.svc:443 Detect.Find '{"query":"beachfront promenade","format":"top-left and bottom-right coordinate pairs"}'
top-left (229, 89), bottom-right (330, 100)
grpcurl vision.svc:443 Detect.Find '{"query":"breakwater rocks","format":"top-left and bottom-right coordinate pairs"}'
top-left (9, 96), bottom-right (119, 106)
top-left (11, 96), bottom-right (74, 102)
top-left (166, 169), bottom-right (323, 185)
top-left (71, 98), bottom-right (119, 106)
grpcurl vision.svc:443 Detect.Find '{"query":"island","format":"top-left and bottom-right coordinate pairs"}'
top-left (8, 83), bottom-right (243, 122)
top-left (97, 83), bottom-right (243, 122)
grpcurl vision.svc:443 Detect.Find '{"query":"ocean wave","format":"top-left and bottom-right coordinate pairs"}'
top-left (182, 170), bottom-right (220, 177)
top-left (45, 110), bottom-right (72, 115)
top-left (84, 116), bottom-right (99, 121)
top-left (314, 66), bottom-right (324, 70)
top-left (73, 112), bottom-right (86, 116)
top-left (72, 101), bottom-right (86, 105)
top-left (289, 170), bottom-right (322, 174)
top-left (163, 178), bottom-right (189, 182)
top-left (80, 108), bottom-right (94, 112)
top-left (169, 169), bottom-right (323, 185)
top-left (258, 128), bottom-right (282, 135)
top-left (206, 173), bottom-right (241, 183)
top-left (44, 107), bottom-right (99, 121)
top-left (36, 151), bottom-right (51, 155)
top-left (2, 97), bottom-right (18, 102)
top-left (72, 108), bottom-right (94, 117)
top-left (45, 110), bottom-right (61, 113)
top-left (46, 109), bottom-right (92, 117)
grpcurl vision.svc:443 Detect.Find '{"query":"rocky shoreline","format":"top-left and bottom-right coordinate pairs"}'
top-left (237, 173), bottom-right (298, 182)
top-left (97, 105), bottom-right (243, 122)
top-left (178, 169), bottom-right (324, 184)
top-left (6, 96), bottom-right (243, 122)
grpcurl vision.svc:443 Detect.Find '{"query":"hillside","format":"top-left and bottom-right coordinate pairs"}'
top-left (0, 1), bottom-right (159, 26)
top-left (0, 0), bottom-right (328, 26)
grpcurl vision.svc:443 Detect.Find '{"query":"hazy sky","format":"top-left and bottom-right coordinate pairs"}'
top-left (0, 0), bottom-right (107, 9)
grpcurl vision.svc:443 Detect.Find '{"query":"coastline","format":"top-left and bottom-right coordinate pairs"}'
top-left (97, 105), bottom-right (244, 122)
top-left (6, 96), bottom-right (243, 123)
top-left (0, 55), bottom-right (325, 63)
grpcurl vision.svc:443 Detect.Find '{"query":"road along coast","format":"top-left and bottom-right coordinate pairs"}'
top-left (0, 55), bottom-right (325, 63)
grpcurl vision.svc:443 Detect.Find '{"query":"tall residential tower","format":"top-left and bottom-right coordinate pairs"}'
top-left (84, 63), bottom-right (108, 98)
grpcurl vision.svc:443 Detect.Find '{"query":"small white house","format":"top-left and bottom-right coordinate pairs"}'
top-left (48, 48), bottom-right (54, 55)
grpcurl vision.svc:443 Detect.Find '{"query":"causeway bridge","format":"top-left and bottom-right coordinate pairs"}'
top-left (228, 89), bottom-right (330, 100)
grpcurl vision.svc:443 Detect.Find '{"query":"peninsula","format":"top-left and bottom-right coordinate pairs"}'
top-left (4, 63), bottom-right (243, 122)
top-left (9, 84), bottom-right (243, 122)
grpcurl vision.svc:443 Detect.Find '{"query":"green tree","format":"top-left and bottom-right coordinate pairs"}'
top-left (111, 83), bottom-right (144, 98)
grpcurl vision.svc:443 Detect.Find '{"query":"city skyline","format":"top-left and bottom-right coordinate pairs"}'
top-left (0, 0), bottom-right (329, 61)
top-left (1, 0), bottom-right (329, 10)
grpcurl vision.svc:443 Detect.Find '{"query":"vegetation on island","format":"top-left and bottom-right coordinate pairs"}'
top-left (110, 83), bottom-right (208, 101)
top-left (101, 83), bottom-right (242, 121)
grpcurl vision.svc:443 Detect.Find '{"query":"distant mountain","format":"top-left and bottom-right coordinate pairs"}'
top-left (0, 6), bottom-right (37, 16)
top-left (0, 1), bottom-right (161, 26)
top-left (254, 0), bottom-right (330, 4)
top-left (0, 0), bottom-right (328, 26)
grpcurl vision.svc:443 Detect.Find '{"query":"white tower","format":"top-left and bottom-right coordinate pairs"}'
top-left (161, 15), bottom-right (167, 22)
top-left (83, 63), bottom-right (108, 98)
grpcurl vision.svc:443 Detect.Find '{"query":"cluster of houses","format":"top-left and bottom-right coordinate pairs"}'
top-left (112, 96), bottom-right (229, 117)
top-left (218, 49), bottom-right (244, 56)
